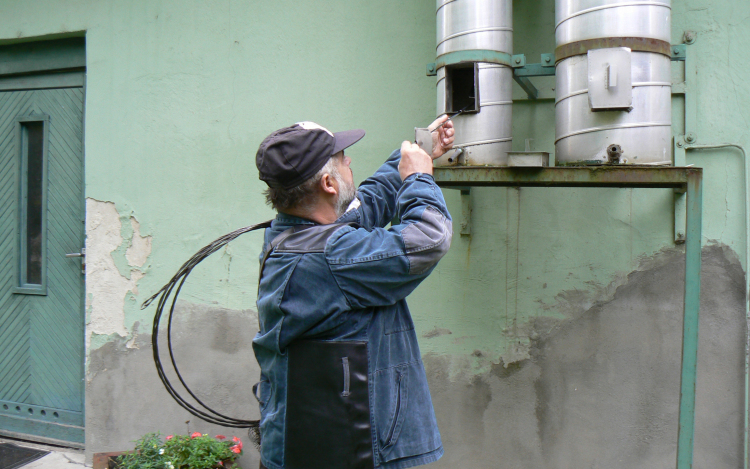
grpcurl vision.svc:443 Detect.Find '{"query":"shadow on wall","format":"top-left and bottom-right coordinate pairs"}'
top-left (426, 244), bottom-right (745, 469)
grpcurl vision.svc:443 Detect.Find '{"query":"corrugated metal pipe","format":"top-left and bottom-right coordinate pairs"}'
top-left (555, 0), bottom-right (672, 165)
top-left (433, 0), bottom-right (514, 166)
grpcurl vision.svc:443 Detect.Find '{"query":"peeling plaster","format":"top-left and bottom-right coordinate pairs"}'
top-left (86, 199), bottom-right (152, 352)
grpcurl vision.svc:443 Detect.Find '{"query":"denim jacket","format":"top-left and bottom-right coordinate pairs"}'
top-left (254, 149), bottom-right (452, 469)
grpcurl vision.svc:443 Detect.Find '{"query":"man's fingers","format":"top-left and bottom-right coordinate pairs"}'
top-left (428, 114), bottom-right (449, 132)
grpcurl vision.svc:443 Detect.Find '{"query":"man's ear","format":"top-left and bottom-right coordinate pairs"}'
top-left (320, 173), bottom-right (337, 196)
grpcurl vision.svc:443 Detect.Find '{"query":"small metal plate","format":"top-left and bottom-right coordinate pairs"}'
top-left (508, 151), bottom-right (550, 167)
top-left (588, 47), bottom-right (632, 111)
top-left (415, 127), bottom-right (433, 157)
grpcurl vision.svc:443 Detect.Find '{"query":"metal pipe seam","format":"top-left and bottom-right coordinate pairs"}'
top-left (480, 100), bottom-right (513, 107)
top-left (683, 143), bottom-right (750, 469)
top-left (555, 81), bottom-right (672, 105)
top-left (437, 27), bottom-right (514, 50)
top-left (555, 1), bottom-right (671, 30)
top-left (435, 69), bottom-right (514, 87)
top-left (555, 122), bottom-right (671, 143)
top-left (436, 0), bottom-right (459, 13)
top-left (459, 137), bottom-right (513, 147)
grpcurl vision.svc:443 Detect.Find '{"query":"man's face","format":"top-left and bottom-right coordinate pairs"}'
top-left (334, 152), bottom-right (356, 217)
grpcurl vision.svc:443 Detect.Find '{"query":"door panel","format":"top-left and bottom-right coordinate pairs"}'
top-left (0, 87), bottom-right (85, 445)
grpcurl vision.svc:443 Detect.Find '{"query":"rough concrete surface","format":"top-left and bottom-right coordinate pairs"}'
top-left (86, 302), bottom-right (260, 468)
top-left (425, 245), bottom-right (745, 469)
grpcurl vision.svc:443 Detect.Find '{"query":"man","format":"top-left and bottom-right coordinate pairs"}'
top-left (253, 116), bottom-right (454, 469)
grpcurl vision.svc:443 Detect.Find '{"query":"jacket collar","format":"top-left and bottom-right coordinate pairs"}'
top-left (272, 212), bottom-right (317, 232)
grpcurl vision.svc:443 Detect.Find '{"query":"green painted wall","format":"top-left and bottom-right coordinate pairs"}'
top-left (1, 0), bottom-right (749, 465)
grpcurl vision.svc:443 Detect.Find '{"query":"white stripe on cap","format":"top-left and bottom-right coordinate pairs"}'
top-left (296, 121), bottom-right (334, 137)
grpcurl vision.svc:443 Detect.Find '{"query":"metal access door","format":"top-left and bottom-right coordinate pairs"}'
top-left (0, 85), bottom-right (85, 445)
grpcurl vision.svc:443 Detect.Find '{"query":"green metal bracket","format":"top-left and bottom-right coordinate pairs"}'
top-left (434, 49), bottom-right (513, 70)
top-left (511, 54), bottom-right (526, 68)
top-left (428, 51), bottom-right (555, 100)
top-left (427, 50), bottom-right (515, 76)
top-left (513, 76), bottom-right (539, 100)
top-left (671, 44), bottom-right (687, 62)
top-left (673, 37), bottom-right (696, 244)
top-left (512, 53), bottom-right (555, 100)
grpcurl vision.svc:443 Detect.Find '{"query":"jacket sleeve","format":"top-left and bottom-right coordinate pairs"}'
top-left (353, 149), bottom-right (403, 230)
top-left (326, 173), bottom-right (453, 309)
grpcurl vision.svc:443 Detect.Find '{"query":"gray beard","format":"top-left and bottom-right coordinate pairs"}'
top-left (335, 178), bottom-right (357, 218)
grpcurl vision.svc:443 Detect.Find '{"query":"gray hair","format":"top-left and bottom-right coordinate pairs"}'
top-left (263, 154), bottom-right (342, 214)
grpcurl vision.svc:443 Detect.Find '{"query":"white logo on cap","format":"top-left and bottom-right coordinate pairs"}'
top-left (296, 121), bottom-right (334, 137)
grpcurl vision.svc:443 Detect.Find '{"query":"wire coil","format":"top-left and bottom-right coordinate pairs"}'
top-left (141, 220), bottom-right (273, 437)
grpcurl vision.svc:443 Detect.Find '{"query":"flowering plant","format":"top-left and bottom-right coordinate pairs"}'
top-left (116, 432), bottom-right (243, 469)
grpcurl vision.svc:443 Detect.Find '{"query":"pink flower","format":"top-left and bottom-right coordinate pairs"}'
top-left (215, 435), bottom-right (226, 440)
top-left (166, 435), bottom-right (173, 440)
top-left (191, 432), bottom-right (202, 438)
top-left (232, 436), bottom-right (240, 443)
top-left (230, 445), bottom-right (241, 454)
top-left (218, 462), bottom-right (224, 466)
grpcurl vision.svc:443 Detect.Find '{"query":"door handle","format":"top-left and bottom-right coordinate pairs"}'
top-left (65, 248), bottom-right (86, 258)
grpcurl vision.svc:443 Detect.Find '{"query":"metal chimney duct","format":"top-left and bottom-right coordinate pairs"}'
top-left (434, 0), bottom-right (513, 166)
top-left (555, 0), bottom-right (672, 165)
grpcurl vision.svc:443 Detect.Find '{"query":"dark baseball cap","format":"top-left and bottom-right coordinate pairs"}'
top-left (256, 122), bottom-right (365, 189)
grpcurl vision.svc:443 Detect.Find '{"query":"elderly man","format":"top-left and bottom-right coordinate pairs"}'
top-left (253, 116), bottom-right (454, 469)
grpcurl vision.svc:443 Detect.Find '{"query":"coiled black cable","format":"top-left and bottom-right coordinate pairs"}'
top-left (141, 220), bottom-right (273, 431)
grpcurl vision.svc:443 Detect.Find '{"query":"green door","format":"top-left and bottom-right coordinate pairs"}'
top-left (0, 87), bottom-right (85, 445)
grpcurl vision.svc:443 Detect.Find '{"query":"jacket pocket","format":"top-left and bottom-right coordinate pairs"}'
top-left (375, 364), bottom-right (409, 456)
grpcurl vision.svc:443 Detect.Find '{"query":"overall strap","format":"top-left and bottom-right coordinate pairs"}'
top-left (258, 222), bottom-right (358, 282)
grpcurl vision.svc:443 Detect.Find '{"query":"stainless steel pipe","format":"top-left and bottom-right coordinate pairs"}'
top-left (434, 0), bottom-right (513, 166)
top-left (555, 0), bottom-right (672, 165)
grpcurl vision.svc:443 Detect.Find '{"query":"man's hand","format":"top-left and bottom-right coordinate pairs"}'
top-left (428, 115), bottom-right (455, 159)
top-left (399, 141), bottom-right (433, 180)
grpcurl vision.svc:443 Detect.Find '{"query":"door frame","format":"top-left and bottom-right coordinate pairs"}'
top-left (0, 36), bottom-right (86, 448)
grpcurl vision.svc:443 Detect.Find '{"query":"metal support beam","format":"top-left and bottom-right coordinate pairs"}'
top-left (674, 136), bottom-right (687, 244)
top-left (673, 37), bottom-right (695, 244)
top-left (512, 75), bottom-right (539, 100)
top-left (434, 166), bottom-right (697, 188)
top-left (512, 53), bottom-right (555, 100)
top-left (677, 167), bottom-right (703, 469)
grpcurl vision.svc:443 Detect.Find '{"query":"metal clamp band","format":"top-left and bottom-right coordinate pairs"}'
top-left (555, 37), bottom-right (672, 63)
top-left (435, 49), bottom-right (512, 70)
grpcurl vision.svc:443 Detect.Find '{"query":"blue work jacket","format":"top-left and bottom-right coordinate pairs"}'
top-left (254, 149), bottom-right (453, 469)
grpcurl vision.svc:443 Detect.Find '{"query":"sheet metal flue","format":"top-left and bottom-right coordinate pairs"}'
top-left (555, 0), bottom-right (672, 165)
top-left (434, 0), bottom-right (513, 167)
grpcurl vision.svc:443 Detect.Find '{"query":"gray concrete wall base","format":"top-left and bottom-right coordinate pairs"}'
top-left (425, 245), bottom-right (745, 468)
top-left (85, 245), bottom-right (744, 468)
top-left (86, 303), bottom-right (261, 468)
